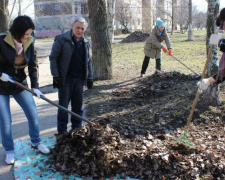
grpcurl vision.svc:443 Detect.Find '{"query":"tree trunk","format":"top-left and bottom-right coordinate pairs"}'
top-left (18, 0), bottom-right (22, 16)
top-left (88, 0), bottom-right (112, 80)
top-left (188, 0), bottom-right (193, 40)
top-left (0, 0), bottom-right (9, 32)
top-left (171, 0), bottom-right (174, 35)
top-left (202, 0), bottom-right (220, 106)
top-left (107, 0), bottom-right (116, 43)
top-left (9, 0), bottom-right (17, 21)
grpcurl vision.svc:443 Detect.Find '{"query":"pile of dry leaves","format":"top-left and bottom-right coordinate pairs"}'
top-left (46, 71), bottom-right (225, 180)
top-left (121, 31), bottom-right (150, 43)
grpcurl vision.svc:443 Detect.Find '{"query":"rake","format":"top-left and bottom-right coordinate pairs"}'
top-left (171, 55), bottom-right (202, 80)
top-left (174, 30), bottom-right (219, 147)
top-left (12, 80), bottom-right (97, 126)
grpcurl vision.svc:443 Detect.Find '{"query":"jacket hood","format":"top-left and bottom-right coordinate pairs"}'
top-left (4, 32), bottom-right (34, 52)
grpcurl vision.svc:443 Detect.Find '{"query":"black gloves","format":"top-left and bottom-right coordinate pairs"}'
top-left (53, 77), bottom-right (63, 89)
top-left (87, 79), bottom-right (93, 89)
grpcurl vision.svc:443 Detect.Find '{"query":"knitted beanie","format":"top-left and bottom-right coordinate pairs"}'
top-left (156, 20), bottom-right (164, 27)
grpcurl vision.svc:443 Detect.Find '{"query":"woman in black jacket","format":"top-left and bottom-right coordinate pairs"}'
top-left (0, 15), bottom-right (49, 165)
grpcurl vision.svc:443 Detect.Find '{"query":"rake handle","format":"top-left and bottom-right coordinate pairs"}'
top-left (184, 28), bottom-right (219, 132)
top-left (171, 55), bottom-right (199, 76)
top-left (184, 43), bottom-right (214, 132)
top-left (13, 81), bottom-right (96, 125)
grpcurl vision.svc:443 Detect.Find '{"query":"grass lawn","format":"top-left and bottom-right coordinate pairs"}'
top-left (112, 30), bottom-right (213, 79)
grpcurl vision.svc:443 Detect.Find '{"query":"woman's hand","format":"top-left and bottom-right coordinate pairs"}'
top-left (0, 73), bottom-right (14, 83)
top-left (32, 88), bottom-right (44, 98)
top-left (168, 49), bottom-right (173, 56)
top-left (162, 47), bottom-right (167, 53)
top-left (210, 34), bottom-right (221, 45)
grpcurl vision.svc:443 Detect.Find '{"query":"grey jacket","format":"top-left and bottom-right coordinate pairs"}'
top-left (144, 26), bottom-right (171, 59)
top-left (49, 30), bottom-right (93, 85)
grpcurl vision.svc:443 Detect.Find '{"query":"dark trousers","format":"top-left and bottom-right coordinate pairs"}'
top-left (57, 77), bottom-right (84, 133)
top-left (141, 55), bottom-right (161, 74)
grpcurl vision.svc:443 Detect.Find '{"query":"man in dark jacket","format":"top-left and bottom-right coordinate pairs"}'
top-left (49, 17), bottom-right (93, 134)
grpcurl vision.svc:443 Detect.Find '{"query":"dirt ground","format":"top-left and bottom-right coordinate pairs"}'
top-left (46, 66), bottom-right (225, 179)
top-left (33, 37), bottom-right (225, 179)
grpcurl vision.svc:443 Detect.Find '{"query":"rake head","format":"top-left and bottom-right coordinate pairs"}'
top-left (172, 130), bottom-right (195, 148)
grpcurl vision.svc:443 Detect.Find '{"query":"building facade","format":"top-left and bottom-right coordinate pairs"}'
top-left (34, 0), bottom-right (174, 37)
top-left (34, 0), bottom-right (88, 37)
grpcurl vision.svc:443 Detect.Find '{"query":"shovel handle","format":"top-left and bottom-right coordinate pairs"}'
top-left (13, 81), bottom-right (97, 125)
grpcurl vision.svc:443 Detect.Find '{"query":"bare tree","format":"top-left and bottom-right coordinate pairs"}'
top-left (155, 0), bottom-right (179, 33)
top-left (115, 0), bottom-right (134, 33)
top-left (20, 0), bottom-right (33, 15)
top-left (54, 16), bottom-right (71, 34)
top-left (203, 0), bottom-right (220, 105)
top-left (177, 0), bottom-right (189, 33)
top-left (193, 10), bottom-right (207, 30)
top-left (171, 0), bottom-right (175, 34)
top-left (34, 1), bottom-right (75, 34)
top-left (107, 0), bottom-right (116, 42)
top-left (18, 0), bottom-right (21, 15)
top-left (8, 0), bottom-right (34, 19)
top-left (188, 0), bottom-right (193, 40)
top-left (88, 0), bottom-right (112, 80)
top-left (9, 0), bottom-right (17, 20)
top-left (0, 0), bottom-right (9, 32)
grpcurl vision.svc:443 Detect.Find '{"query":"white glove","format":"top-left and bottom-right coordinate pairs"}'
top-left (197, 79), bottom-right (210, 93)
top-left (32, 88), bottom-right (44, 98)
top-left (0, 73), bottom-right (14, 83)
top-left (210, 34), bottom-right (221, 45)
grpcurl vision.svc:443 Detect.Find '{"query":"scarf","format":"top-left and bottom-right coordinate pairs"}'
top-left (158, 31), bottom-right (163, 37)
top-left (217, 52), bottom-right (225, 80)
top-left (13, 39), bottom-right (23, 55)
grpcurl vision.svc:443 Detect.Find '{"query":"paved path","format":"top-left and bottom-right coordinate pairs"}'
top-left (0, 41), bottom-right (59, 180)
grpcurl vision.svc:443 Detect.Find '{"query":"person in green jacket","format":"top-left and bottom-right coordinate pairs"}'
top-left (141, 19), bottom-right (173, 77)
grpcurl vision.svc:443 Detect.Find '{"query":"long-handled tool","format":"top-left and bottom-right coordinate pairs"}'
top-left (175, 30), bottom-right (218, 147)
top-left (13, 80), bottom-right (97, 126)
top-left (171, 55), bottom-right (202, 80)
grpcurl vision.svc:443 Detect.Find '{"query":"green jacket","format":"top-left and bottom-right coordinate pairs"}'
top-left (144, 26), bottom-right (171, 59)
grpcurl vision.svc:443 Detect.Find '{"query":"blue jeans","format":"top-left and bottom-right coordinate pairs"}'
top-left (0, 90), bottom-right (41, 153)
top-left (57, 77), bottom-right (84, 133)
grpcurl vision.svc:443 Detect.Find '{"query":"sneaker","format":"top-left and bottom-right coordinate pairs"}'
top-left (140, 73), bottom-right (145, 77)
top-left (32, 143), bottom-right (50, 154)
top-left (5, 153), bottom-right (15, 165)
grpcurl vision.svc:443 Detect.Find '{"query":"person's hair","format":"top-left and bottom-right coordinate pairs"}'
top-left (72, 17), bottom-right (88, 28)
top-left (9, 15), bottom-right (35, 42)
top-left (216, 8), bottom-right (225, 27)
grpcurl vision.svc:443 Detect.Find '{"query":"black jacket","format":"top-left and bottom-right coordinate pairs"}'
top-left (0, 32), bottom-right (39, 95)
top-left (49, 30), bottom-right (93, 85)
